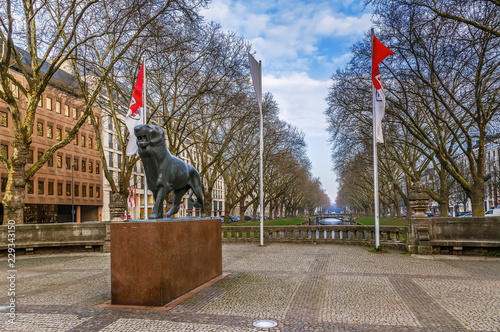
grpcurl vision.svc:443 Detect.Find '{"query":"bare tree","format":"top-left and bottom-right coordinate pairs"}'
top-left (0, 0), bottom-right (207, 223)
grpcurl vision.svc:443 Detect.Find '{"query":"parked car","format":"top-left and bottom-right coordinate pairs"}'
top-left (228, 215), bottom-right (240, 222)
top-left (211, 216), bottom-right (223, 223)
top-left (485, 209), bottom-right (500, 216)
top-left (244, 215), bottom-right (252, 221)
top-left (459, 212), bottom-right (472, 217)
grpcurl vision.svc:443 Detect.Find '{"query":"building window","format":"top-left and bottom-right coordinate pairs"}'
top-left (37, 151), bottom-right (43, 162)
top-left (47, 125), bottom-right (53, 139)
top-left (109, 152), bottom-right (113, 167)
top-left (74, 184), bottom-right (79, 197)
top-left (64, 104), bottom-right (70, 117)
top-left (82, 160), bottom-right (86, 172)
top-left (73, 158), bottom-right (79, 171)
top-left (38, 98), bottom-right (42, 108)
top-left (48, 156), bottom-right (53, 167)
top-left (38, 180), bottom-right (44, 194)
top-left (57, 155), bottom-right (62, 168)
top-left (96, 163), bottom-right (100, 174)
top-left (56, 101), bottom-right (61, 114)
top-left (73, 134), bottom-right (78, 145)
top-left (27, 150), bottom-right (33, 164)
top-left (46, 97), bottom-right (52, 111)
top-left (81, 135), bottom-right (86, 147)
top-left (82, 185), bottom-right (86, 197)
top-left (56, 128), bottom-right (62, 141)
top-left (117, 155), bottom-right (121, 168)
top-left (37, 122), bottom-right (43, 136)
top-left (66, 183), bottom-right (71, 196)
top-left (96, 186), bottom-right (100, 198)
top-left (66, 157), bottom-right (71, 170)
top-left (72, 107), bottom-right (77, 119)
top-left (1, 144), bottom-right (7, 159)
top-left (89, 161), bottom-right (93, 173)
top-left (89, 185), bottom-right (93, 198)
top-left (48, 182), bottom-right (54, 195)
top-left (57, 183), bottom-right (63, 196)
top-left (108, 133), bottom-right (113, 148)
top-left (27, 180), bottom-right (34, 194)
top-left (87, 116), bottom-right (92, 125)
top-left (0, 111), bottom-right (7, 127)
top-left (88, 137), bottom-right (93, 149)
top-left (1, 176), bottom-right (7, 192)
top-left (108, 115), bottom-right (113, 130)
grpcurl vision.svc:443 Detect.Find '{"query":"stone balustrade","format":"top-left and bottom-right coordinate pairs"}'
top-left (222, 225), bottom-right (407, 249)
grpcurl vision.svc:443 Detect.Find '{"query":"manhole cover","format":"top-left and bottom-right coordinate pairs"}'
top-left (253, 320), bottom-right (278, 328)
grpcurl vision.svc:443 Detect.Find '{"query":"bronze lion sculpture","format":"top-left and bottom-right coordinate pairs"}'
top-left (134, 124), bottom-right (205, 219)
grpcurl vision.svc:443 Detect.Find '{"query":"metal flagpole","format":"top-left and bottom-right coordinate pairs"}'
top-left (259, 60), bottom-right (264, 247)
top-left (372, 28), bottom-right (380, 250)
top-left (143, 59), bottom-right (148, 220)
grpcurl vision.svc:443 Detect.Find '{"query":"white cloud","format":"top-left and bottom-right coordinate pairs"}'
top-left (263, 72), bottom-right (330, 138)
top-left (201, 0), bottom-right (371, 71)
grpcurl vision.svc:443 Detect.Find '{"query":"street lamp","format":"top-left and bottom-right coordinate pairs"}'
top-left (71, 162), bottom-right (77, 222)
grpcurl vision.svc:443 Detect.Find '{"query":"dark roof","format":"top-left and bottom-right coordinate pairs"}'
top-left (2, 41), bottom-right (84, 98)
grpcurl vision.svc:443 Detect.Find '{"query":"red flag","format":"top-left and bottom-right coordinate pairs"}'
top-left (372, 35), bottom-right (394, 90)
top-left (372, 34), bottom-right (394, 143)
top-left (125, 63), bottom-right (144, 156)
top-left (129, 64), bottom-right (144, 120)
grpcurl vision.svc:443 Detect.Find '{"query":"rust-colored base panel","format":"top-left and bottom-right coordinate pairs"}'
top-left (110, 219), bottom-right (222, 306)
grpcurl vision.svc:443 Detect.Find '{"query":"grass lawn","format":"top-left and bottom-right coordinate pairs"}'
top-left (221, 217), bottom-right (306, 227)
top-left (355, 216), bottom-right (409, 226)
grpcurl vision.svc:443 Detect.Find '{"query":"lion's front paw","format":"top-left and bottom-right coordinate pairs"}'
top-left (149, 212), bottom-right (163, 219)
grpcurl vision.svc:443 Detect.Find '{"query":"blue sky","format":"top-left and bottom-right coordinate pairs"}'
top-left (201, 0), bottom-right (373, 203)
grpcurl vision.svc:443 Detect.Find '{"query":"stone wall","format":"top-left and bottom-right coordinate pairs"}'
top-left (407, 217), bottom-right (500, 255)
top-left (0, 222), bottom-right (108, 255)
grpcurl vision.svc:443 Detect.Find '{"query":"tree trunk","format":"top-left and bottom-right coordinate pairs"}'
top-left (252, 201), bottom-right (258, 220)
top-left (204, 191), bottom-right (213, 218)
top-left (394, 188), bottom-right (401, 218)
top-left (224, 201), bottom-right (231, 224)
top-left (2, 141), bottom-right (28, 224)
top-left (2, 164), bottom-right (26, 224)
top-left (439, 170), bottom-right (449, 217)
top-left (239, 198), bottom-right (245, 222)
top-left (470, 185), bottom-right (485, 216)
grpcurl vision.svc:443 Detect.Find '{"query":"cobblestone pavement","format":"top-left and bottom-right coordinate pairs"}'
top-left (1, 243), bottom-right (500, 331)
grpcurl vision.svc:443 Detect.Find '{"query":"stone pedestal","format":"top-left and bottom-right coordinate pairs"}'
top-left (110, 218), bottom-right (222, 306)
top-left (408, 182), bottom-right (431, 253)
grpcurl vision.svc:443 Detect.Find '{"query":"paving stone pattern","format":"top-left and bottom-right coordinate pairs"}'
top-left (1, 244), bottom-right (499, 331)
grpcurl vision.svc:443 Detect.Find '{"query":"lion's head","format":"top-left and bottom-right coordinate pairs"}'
top-left (134, 124), bottom-right (165, 150)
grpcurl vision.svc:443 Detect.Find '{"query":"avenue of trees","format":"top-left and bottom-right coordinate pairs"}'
top-left (0, 0), bottom-right (329, 223)
top-left (326, 0), bottom-right (500, 217)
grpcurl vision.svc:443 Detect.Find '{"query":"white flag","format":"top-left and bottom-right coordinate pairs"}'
top-left (373, 79), bottom-right (386, 143)
top-left (248, 53), bottom-right (262, 111)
